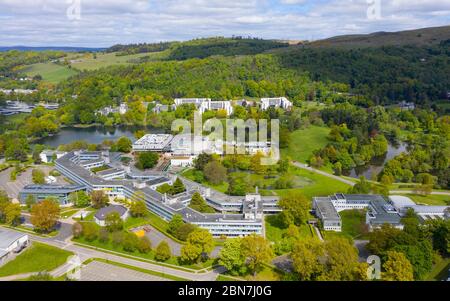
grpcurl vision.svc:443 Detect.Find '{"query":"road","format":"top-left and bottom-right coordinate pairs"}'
top-left (1, 226), bottom-right (224, 281)
top-left (291, 161), bottom-right (356, 186)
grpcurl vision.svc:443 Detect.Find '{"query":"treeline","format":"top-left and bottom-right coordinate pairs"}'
top-left (106, 42), bottom-right (173, 55)
top-left (277, 42), bottom-right (450, 105)
top-left (166, 37), bottom-right (289, 60)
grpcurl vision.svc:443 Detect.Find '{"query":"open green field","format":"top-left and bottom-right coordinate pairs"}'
top-left (403, 194), bottom-right (450, 206)
top-left (281, 125), bottom-right (330, 163)
top-left (340, 210), bottom-right (369, 239)
top-left (20, 62), bottom-right (78, 84)
top-left (70, 52), bottom-right (165, 71)
top-left (271, 167), bottom-right (351, 199)
top-left (184, 165), bottom-right (349, 200)
top-left (0, 242), bottom-right (73, 277)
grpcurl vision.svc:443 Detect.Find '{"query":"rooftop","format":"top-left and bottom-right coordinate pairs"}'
top-left (94, 205), bottom-right (128, 221)
top-left (0, 229), bottom-right (28, 250)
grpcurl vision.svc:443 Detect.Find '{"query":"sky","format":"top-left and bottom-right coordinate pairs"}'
top-left (0, 0), bottom-right (449, 47)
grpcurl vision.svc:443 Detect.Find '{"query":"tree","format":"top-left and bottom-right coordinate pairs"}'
top-left (72, 222), bottom-right (83, 238)
top-left (25, 194), bottom-right (36, 210)
top-left (137, 236), bottom-right (152, 253)
top-left (194, 153), bottom-right (213, 171)
top-left (90, 190), bottom-right (109, 209)
top-left (186, 228), bottom-right (215, 258)
top-left (240, 234), bottom-right (273, 275)
top-left (30, 199), bottom-right (60, 233)
top-left (180, 243), bottom-right (203, 263)
top-left (98, 227), bottom-right (110, 243)
top-left (134, 130), bottom-right (146, 140)
top-left (203, 160), bottom-right (227, 185)
top-left (383, 251), bottom-right (414, 281)
top-left (105, 212), bottom-right (124, 232)
top-left (82, 222), bottom-right (98, 241)
top-left (69, 191), bottom-right (90, 208)
top-left (130, 201), bottom-right (147, 217)
top-left (4, 203), bottom-right (21, 226)
top-left (171, 177), bottom-right (186, 194)
top-left (218, 238), bottom-right (246, 275)
top-left (123, 232), bottom-right (140, 252)
top-left (291, 238), bottom-right (325, 280)
top-left (168, 214), bottom-right (184, 235)
top-left (318, 238), bottom-right (361, 281)
top-left (278, 193), bottom-right (311, 226)
top-left (175, 223), bottom-right (197, 241)
top-left (32, 169), bottom-right (46, 184)
top-left (155, 241), bottom-right (172, 261)
top-left (115, 136), bottom-right (132, 153)
top-left (278, 158), bottom-right (289, 174)
top-left (189, 192), bottom-right (214, 213)
top-left (136, 152), bottom-right (159, 170)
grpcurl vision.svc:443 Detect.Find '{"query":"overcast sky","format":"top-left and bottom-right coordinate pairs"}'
top-left (0, 0), bottom-right (449, 47)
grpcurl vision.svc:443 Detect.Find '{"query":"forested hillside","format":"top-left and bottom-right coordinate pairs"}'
top-left (276, 41), bottom-right (450, 105)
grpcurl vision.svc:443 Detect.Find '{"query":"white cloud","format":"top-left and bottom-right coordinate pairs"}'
top-left (0, 0), bottom-right (448, 46)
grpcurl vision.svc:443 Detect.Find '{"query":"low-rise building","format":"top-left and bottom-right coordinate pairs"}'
top-left (94, 205), bottom-right (129, 226)
top-left (260, 97), bottom-right (292, 111)
top-left (132, 134), bottom-right (174, 152)
top-left (19, 184), bottom-right (86, 206)
top-left (389, 195), bottom-right (449, 221)
top-left (313, 197), bottom-right (342, 231)
top-left (96, 168), bottom-right (126, 180)
top-left (0, 229), bottom-right (29, 267)
top-left (40, 150), bottom-right (67, 163)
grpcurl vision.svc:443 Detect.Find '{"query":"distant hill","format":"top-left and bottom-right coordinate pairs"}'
top-left (0, 46), bottom-right (106, 52)
top-left (309, 25), bottom-right (450, 48)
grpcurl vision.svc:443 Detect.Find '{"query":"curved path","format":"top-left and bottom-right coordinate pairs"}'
top-left (291, 161), bottom-right (355, 186)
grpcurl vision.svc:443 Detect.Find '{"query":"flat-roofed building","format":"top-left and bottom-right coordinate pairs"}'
top-left (40, 150), bottom-right (67, 163)
top-left (0, 229), bottom-right (29, 267)
top-left (19, 184), bottom-right (86, 206)
top-left (132, 134), bottom-right (174, 152)
top-left (94, 205), bottom-right (129, 226)
top-left (97, 168), bottom-right (126, 180)
top-left (313, 197), bottom-right (342, 231)
top-left (260, 97), bottom-right (292, 110)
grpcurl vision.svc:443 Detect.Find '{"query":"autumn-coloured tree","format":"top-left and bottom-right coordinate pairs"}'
top-left (30, 199), bottom-right (60, 233)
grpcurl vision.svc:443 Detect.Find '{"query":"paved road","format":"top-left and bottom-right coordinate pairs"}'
top-left (2, 227), bottom-right (224, 281)
top-left (291, 161), bottom-right (356, 186)
top-left (79, 261), bottom-right (171, 281)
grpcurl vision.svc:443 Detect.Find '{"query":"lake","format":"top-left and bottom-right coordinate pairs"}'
top-left (345, 142), bottom-right (408, 179)
top-left (36, 126), bottom-right (163, 147)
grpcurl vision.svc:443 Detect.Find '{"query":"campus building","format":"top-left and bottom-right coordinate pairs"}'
top-left (173, 98), bottom-right (233, 115)
top-left (0, 229), bottom-right (29, 267)
top-left (313, 193), bottom-right (404, 232)
top-left (260, 97), bottom-right (293, 110)
top-left (19, 184), bottom-right (86, 206)
top-left (54, 151), bottom-right (280, 237)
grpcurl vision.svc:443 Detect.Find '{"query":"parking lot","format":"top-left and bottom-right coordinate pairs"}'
top-left (0, 165), bottom-right (67, 200)
top-left (79, 260), bottom-right (171, 281)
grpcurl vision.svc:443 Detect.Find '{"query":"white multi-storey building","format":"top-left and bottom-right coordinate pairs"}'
top-left (260, 97), bottom-right (292, 110)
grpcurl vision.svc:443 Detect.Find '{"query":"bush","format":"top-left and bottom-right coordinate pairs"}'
top-left (72, 222), bottom-right (83, 238)
top-left (175, 223), bottom-right (197, 241)
top-left (122, 232), bottom-right (140, 252)
top-left (137, 236), bottom-right (152, 254)
top-left (155, 241), bottom-right (171, 261)
top-left (82, 223), bottom-right (98, 241)
top-left (111, 231), bottom-right (124, 247)
top-left (98, 228), bottom-right (110, 243)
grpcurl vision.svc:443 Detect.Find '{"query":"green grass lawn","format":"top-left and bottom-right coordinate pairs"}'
top-left (404, 194), bottom-right (450, 206)
top-left (265, 215), bottom-right (315, 243)
top-left (426, 257), bottom-right (450, 281)
top-left (271, 167), bottom-right (351, 200)
top-left (61, 209), bottom-right (79, 219)
top-left (281, 125), bottom-right (330, 163)
top-left (340, 210), bottom-right (369, 239)
top-left (20, 62), bottom-right (78, 84)
top-left (0, 242), bottom-right (73, 277)
top-left (184, 165), bottom-right (350, 200)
